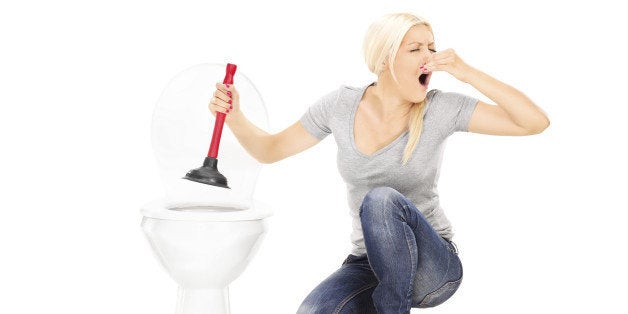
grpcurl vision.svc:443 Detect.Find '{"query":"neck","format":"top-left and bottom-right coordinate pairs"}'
top-left (368, 81), bottom-right (412, 122)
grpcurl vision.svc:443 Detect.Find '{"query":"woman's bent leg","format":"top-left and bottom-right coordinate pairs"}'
top-left (297, 254), bottom-right (379, 314)
top-left (359, 187), bottom-right (463, 313)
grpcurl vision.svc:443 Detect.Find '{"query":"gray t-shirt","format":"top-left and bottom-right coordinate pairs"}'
top-left (300, 82), bottom-right (478, 256)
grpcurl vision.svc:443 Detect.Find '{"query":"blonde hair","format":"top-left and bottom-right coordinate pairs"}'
top-left (363, 13), bottom-right (433, 165)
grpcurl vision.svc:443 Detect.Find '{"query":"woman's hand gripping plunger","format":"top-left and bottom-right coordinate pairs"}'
top-left (209, 82), bottom-right (241, 124)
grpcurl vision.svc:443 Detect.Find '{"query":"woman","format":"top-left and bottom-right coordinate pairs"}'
top-left (208, 12), bottom-right (549, 314)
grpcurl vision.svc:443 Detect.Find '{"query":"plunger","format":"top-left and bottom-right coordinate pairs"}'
top-left (182, 63), bottom-right (237, 189)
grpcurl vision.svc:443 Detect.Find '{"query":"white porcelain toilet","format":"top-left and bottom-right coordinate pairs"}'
top-left (141, 63), bottom-right (273, 314)
top-left (141, 199), bottom-right (272, 313)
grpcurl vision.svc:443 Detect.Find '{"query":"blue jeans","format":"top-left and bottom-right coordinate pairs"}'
top-left (297, 187), bottom-right (463, 313)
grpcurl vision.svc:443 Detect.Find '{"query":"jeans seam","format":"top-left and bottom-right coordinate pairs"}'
top-left (418, 277), bottom-right (463, 307)
top-left (403, 218), bottom-right (417, 308)
top-left (333, 283), bottom-right (378, 314)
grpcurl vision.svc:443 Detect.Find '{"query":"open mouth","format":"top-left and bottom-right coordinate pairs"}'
top-left (419, 72), bottom-right (431, 87)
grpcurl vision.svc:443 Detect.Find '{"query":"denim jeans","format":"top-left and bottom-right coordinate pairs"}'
top-left (297, 187), bottom-right (463, 313)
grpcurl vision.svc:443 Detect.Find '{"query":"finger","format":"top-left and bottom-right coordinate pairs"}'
top-left (431, 49), bottom-right (454, 61)
top-left (434, 48), bottom-right (454, 57)
top-left (214, 82), bottom-right (233, 99)
top-left (215, 82), bottom-right (225, 93)
top-left (434, 56), bottom-right (455, 66)
top-left (215, 82), bottom-right (237, 93)
top-left (209, 101), bottom-right (227, 114)
top-left (213, 89), bottom-right (231, 103)
top-left (423, 62), bottom-right (437, 71)
top-left (424, 65), bottom-right (437, 72)
top-left (209, 96), bottom-right (230, 112)
top-left (424, 55), bottom-right (438, 69)
top-left (424, 63), bottom-right (444, 72)
top-left (216, 96), bottom-right (231, 112)
top-left (425, 55), bottom-right (455, 70)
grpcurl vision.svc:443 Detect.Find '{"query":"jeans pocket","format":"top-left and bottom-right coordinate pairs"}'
top-left (417, 277), bottom-right (463, 308)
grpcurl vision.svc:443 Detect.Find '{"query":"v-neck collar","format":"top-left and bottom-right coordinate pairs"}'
top-left (350, 82), bottom-right (410, 159)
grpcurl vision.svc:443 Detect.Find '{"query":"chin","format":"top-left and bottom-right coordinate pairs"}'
top-left (402, 78), bottom-right (429, 102)
top-left (409, 89), bottom-right (428, 103)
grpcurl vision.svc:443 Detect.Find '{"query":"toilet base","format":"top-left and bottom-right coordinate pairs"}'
top-left (176, 286), bottom-right (230, 314)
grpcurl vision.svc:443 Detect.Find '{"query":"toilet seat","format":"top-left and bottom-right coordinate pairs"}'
top-left (141, 198), bottom-right (272, 222)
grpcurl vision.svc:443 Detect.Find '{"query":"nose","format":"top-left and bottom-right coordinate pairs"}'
top-left (420, 58), bottom-right (430, 68)
top-left (420, 52), bottom-right (432, 66)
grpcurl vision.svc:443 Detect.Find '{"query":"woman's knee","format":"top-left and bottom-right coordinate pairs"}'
top-left (360, 186), bottom-right (403, 219)
top-left (365, 186), bottom-right (400, 201)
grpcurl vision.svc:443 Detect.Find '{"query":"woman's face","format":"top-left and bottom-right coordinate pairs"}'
top-left (387, 24), bottom-right (435, 102)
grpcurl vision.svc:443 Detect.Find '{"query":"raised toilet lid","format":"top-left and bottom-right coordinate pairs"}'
top-left (141, 198), bottom-right (273, 222)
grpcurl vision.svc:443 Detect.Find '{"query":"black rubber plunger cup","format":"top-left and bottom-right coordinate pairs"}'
top-left (182, 63), bottom-right (237, 189)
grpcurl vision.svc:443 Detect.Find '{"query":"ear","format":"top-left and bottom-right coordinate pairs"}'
top-left (380, 60), bottom-right (389, 72)
top-left (382, 55), bottom-right (391, 67)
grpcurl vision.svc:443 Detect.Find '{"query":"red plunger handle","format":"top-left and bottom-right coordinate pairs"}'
top-left (207, 63), bottom-right (237, 158)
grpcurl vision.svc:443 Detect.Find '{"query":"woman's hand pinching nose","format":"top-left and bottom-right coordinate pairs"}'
top-left (422, 49), bottom-right (473, 83)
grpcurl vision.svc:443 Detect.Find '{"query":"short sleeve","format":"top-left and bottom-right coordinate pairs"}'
top-left (429, 90), bottom-right (479, 136)
top-left (299, 88), bottom-right (340, 140)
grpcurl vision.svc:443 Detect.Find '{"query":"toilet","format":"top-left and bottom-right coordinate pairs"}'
top-left (141, 63), bottom-right (273, 314)
top-left (141, 199), bottom-right (272, 314)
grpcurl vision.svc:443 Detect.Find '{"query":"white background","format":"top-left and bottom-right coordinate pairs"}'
top-left (1, 0), bottom-right (627, 313)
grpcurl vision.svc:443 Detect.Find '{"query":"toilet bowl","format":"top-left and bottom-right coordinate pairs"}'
top-left (143, 63), bottom-right (272, 313)
top-left (141, 198), bottom-right (272, 314)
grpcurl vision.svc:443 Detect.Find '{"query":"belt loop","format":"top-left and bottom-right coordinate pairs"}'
top-left (450, 240), bottom-right (459, 255)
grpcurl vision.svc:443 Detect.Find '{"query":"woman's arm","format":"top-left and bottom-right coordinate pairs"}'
top-left (227, 113), bottom-right (320, 164)
top-left (424, 49), bottom-right (550, 135)
top-left (211, 83), bottom-right (320, 164)
top-left (463, 66), bottom-right (550, 135)
top-left (224, 112), bottom-right (275, 163)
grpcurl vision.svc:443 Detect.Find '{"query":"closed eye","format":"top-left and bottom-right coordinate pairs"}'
top-left (411, 48), bottom-right (437, 53)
